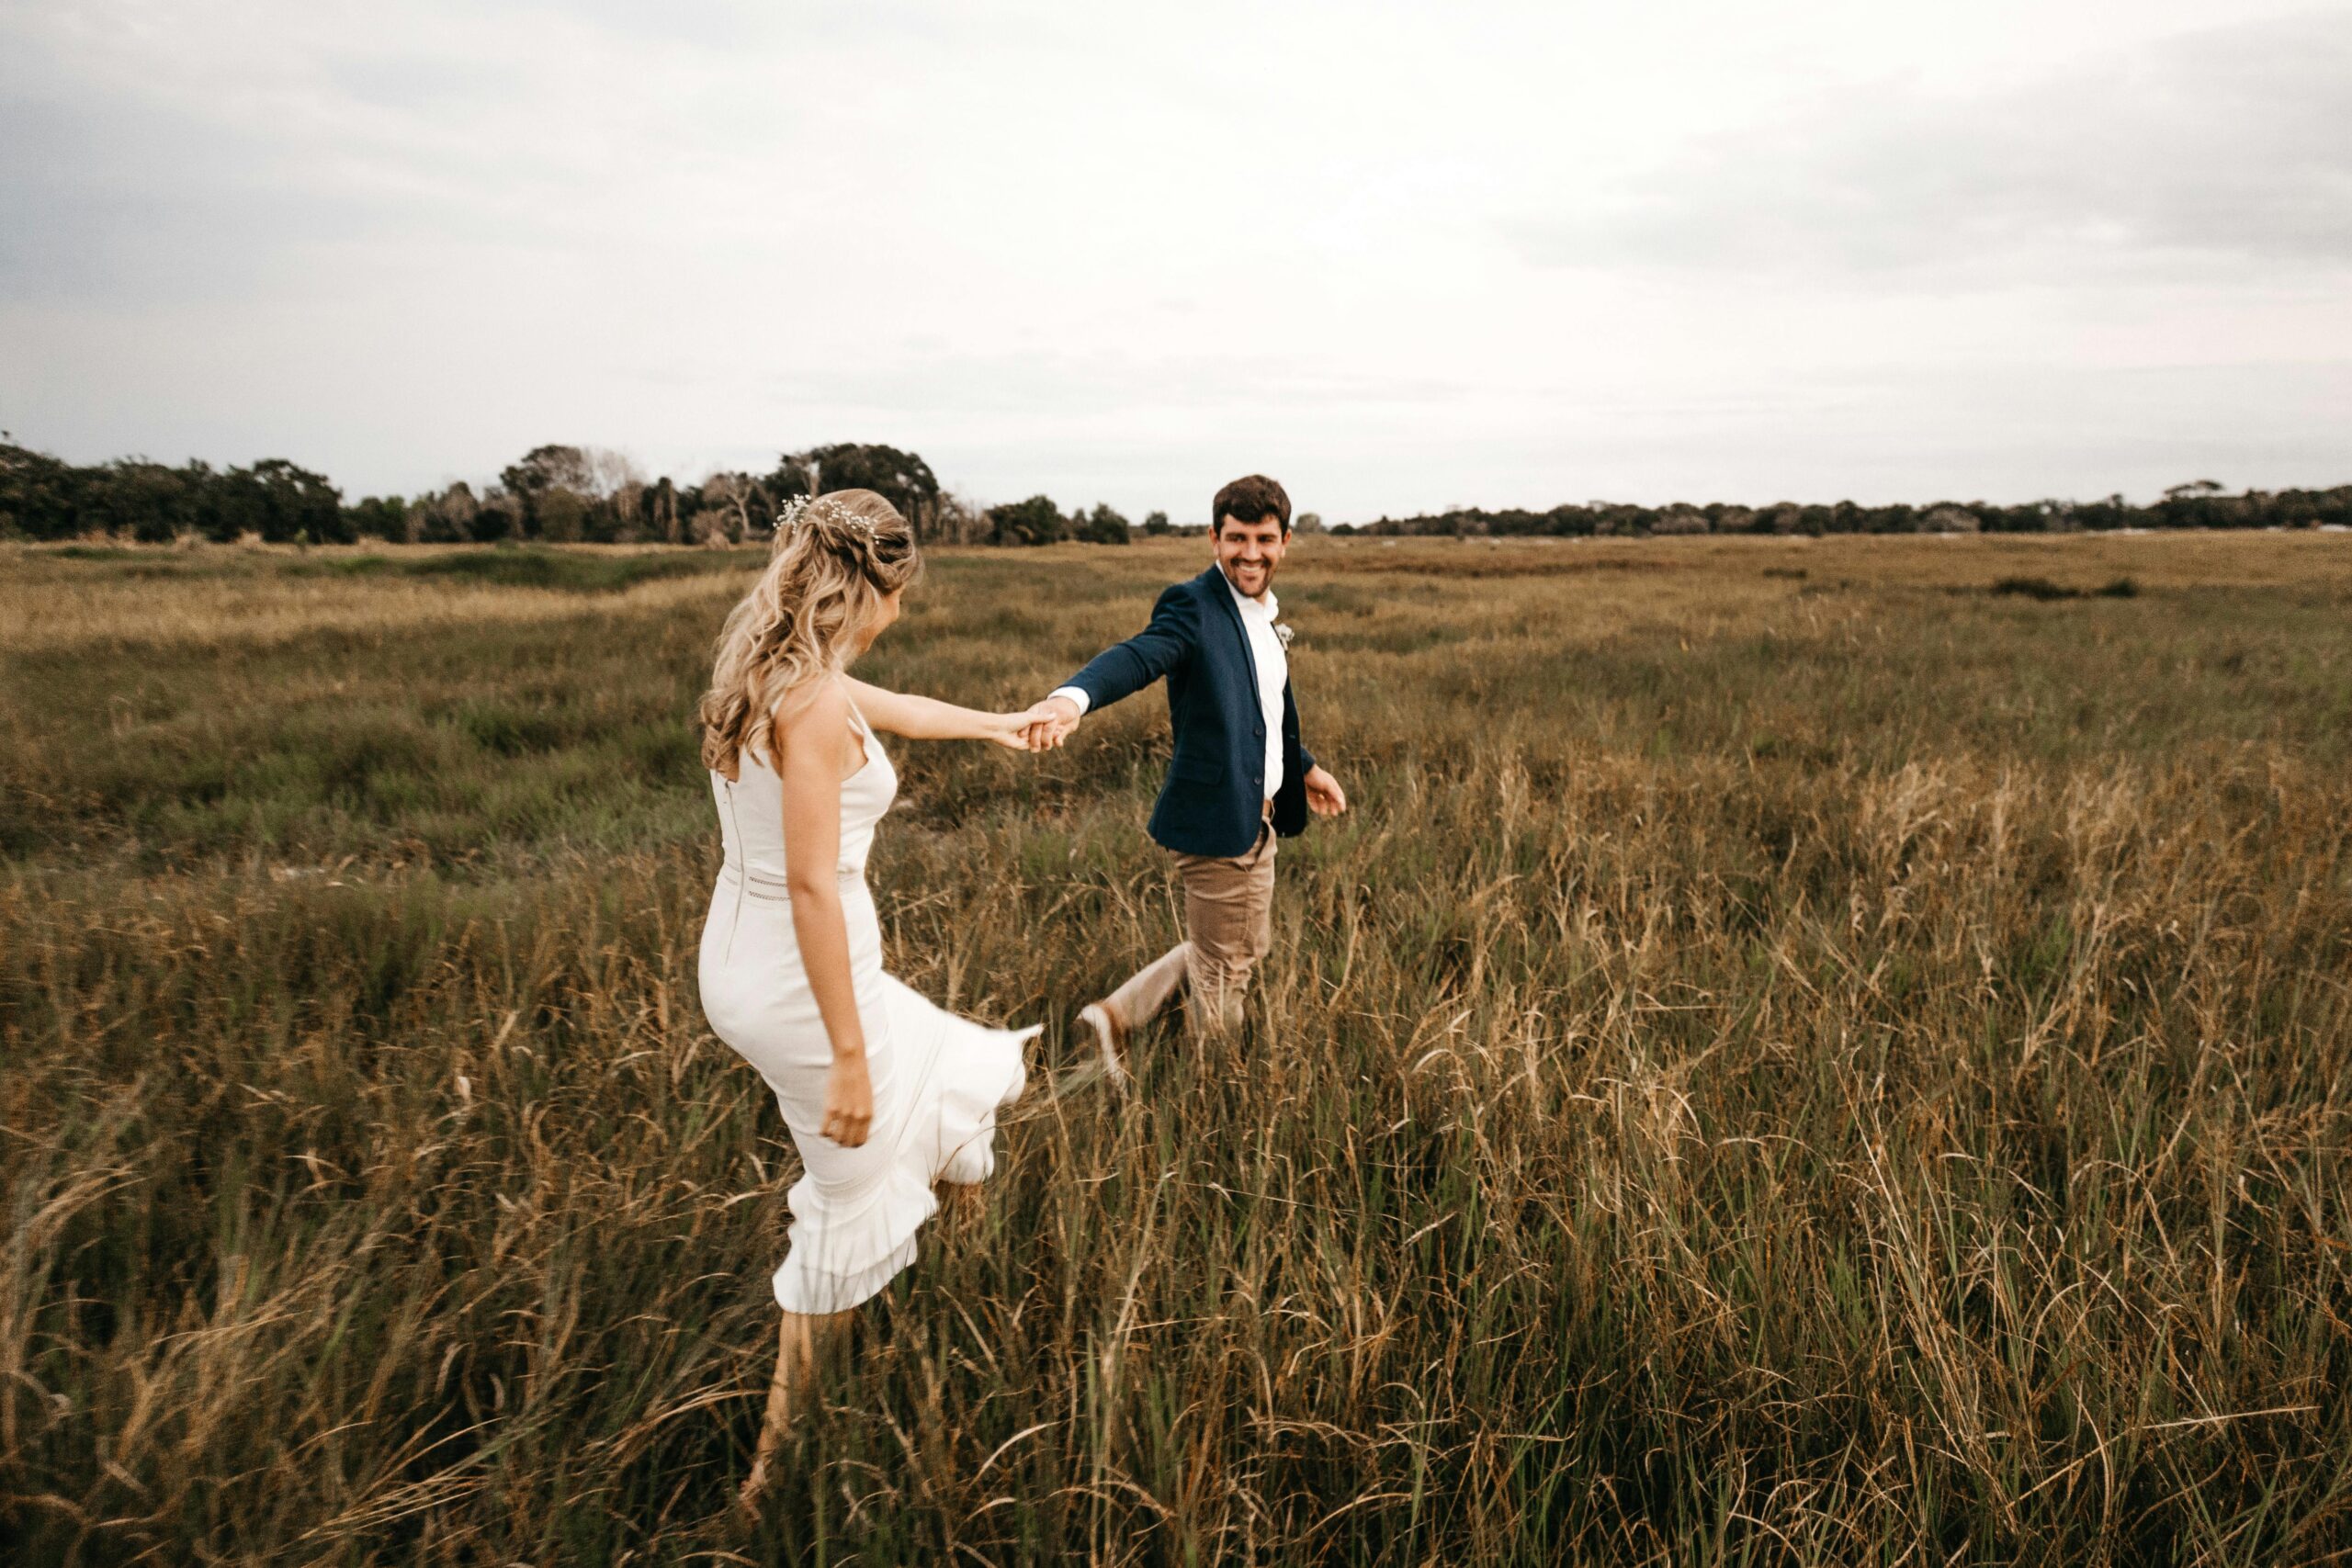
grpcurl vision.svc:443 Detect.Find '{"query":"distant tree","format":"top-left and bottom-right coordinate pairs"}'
top-left (413, 482), bottom-right (478, 543)
top-left (699, 472), bottom-right (765, 543)
top-left (537, 487), bottom-right (588, 543)
top-left (1142, 509), bottom-right (1170, 536)
top-left (603, 477), bottom-right (646, 544)
top-left (662, 478), bottom-right (687, 544)
top-left (2271, 485), bottom-right (2352, 529)
top-left (0, 443), bottom-right (82, 539)
top-left (1293, 511), bottom-right (1323, 535)
top-left (582, 446), bottom-right (644, 497)
top-left (575, 447), bottom-right (644, 541)
top-left (934, 492), bottom-right (990, 545)
top-left (502, 445), bottom-right (596, 501)
top-left (759, 455), bottom-right (813, 512)
top-left (2156, 479), bottom-right (2232, 529)
top-left (766, 444), bottom-right (943, 536)
top-left (83, 459), bottom-right (212, 542)
top-left (498, 445), bottom-right (596, 539)
top-left (1079, 502), bottom-right (1132, 545)
top-left (211, 458), bottom-right (345, 543)
top-left (470, 490), bottom-right (519, 543)
top-left (348, 495), bottom-right (413, 542)
top-left (987, 494), bottom-right (1068, 547)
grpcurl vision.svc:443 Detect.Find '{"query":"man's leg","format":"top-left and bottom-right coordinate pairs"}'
top-left (1081, 821), bottom-right (1278, 1077)
top-left (1176, 825), bottom-right (1279, 1034)
top-left (1100, 942), bottom-right (1193, 1033)
top-left (1082, 939), bottom-right (1193, 1087)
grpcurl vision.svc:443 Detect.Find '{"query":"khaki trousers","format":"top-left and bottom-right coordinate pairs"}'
top-left (1102, 818), bottom-right (1278, 1036)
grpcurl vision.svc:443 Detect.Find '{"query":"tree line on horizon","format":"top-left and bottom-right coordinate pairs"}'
top-left (3, 436), bottom-right (2345, 547)
top-left (1345, 482), bottom-right (2352, 537)
top-left (0, 439), bottom-right (1169, 550)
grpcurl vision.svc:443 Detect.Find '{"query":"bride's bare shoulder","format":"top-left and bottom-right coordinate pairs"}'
top-left (771, 673), bottom-right (843, 723)
top-left (765, 678), bottom-right (851, 766)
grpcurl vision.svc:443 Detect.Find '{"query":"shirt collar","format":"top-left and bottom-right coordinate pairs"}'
top-left (1219, 568), bottom-right (1277, 622)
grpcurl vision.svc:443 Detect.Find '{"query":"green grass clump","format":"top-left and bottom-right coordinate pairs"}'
top-left (1987, 574), bottom-right (2142, 602)
top-left (3, 534), bottom-right (2349, 1563)
top-left (307, 546), bottom-right (748, 593)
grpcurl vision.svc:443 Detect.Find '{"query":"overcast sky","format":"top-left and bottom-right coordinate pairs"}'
top-left (4, 1), bottom-right (2347, 521)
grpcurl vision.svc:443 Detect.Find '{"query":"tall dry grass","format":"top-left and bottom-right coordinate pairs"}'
top-left (3, 534), bottom-right (2349, 1564)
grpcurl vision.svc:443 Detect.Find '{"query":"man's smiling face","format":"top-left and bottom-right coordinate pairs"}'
top-left (1215, 513), bottom-right (1287, 599)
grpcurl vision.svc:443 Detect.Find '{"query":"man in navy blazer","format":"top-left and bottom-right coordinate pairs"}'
top-left (1024, 474), bottom-right (1347, 1080)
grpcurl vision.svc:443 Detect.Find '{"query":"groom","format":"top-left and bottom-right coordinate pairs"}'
top-left (1023, 473), bottom-right (1346, 1078)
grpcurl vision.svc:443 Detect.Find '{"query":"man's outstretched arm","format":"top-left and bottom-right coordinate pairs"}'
top-left (1026, 585), bottom-right (1198, 749)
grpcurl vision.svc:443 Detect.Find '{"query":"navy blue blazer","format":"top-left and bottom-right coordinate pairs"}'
top-left (1061, 566), bottom-right (1317, 859)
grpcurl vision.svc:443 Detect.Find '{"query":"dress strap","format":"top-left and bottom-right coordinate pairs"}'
top-left (839, 676), bottom-right (879, 745)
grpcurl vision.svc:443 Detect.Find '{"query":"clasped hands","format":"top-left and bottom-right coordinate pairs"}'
top-left (993, 697), bottom-right (1347, 817)
top-left (1017, 695), bottom-right (1083, 752)
top-left (973, 697), bottom-right (1080, 751)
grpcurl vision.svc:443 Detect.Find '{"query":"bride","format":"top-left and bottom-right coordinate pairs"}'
top-left (695, 489), bottom-right (1048, 1504)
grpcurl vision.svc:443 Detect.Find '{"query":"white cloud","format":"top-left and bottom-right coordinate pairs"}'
top-left (2, 0), bottom-right (2346, 514)
top-left (1509, 11), bottom-right (2352, 283)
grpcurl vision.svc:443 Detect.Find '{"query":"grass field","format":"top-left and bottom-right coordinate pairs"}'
top-left (4, 532), bottom-right (2350, 1565)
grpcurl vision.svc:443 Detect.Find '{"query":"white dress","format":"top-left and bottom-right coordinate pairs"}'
top-left (697, 700), bottom-right (1035, 1314)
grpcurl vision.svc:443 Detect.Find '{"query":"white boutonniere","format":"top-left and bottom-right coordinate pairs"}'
top-left (1274, 622), bottom-right (1295, 650)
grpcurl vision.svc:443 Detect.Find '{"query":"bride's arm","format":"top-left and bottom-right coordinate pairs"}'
top-left (775, 681), bottom-right (873, 1148)
top-left (843, 676), bottom-right (1039, 749)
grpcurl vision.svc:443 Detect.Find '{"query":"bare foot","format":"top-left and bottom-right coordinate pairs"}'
top-left (738, 1310), bottom-right (841, 1515)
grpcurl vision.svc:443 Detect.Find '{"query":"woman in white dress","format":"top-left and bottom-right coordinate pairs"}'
top-left (695, 489), bottom-right (1050, 1504)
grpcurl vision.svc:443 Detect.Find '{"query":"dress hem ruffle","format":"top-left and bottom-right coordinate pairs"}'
top-left (765, 1009), bottom-right (1036, 1316)
top-left (773, 1229), bottom-right (924, 1316)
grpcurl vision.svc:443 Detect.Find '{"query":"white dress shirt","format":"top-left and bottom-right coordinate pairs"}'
top-left (1050, 570), bottom-right (1287, 798)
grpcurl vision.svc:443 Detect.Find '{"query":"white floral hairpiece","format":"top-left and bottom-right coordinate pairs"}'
top-left (775, 493), bottom-right (876, 538)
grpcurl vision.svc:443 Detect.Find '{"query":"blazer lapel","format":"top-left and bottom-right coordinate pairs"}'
top-left (1202, 566), bottom-right (1261, 698)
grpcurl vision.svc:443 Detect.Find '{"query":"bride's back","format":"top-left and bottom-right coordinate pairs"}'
top-left (711, 708), bottom-right (894, 883)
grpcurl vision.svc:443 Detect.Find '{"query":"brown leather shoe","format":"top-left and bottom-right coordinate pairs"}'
top-left (1078, 1001), bottom-right (1127, 1089)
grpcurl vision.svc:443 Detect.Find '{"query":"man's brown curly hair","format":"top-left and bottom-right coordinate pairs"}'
top-left (1212, 474), bottom-right (1291, 535)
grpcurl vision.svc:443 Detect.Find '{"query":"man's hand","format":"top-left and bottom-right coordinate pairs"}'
top-left (983, 707), bottom-right (1049, 750)
top-left (1304, 763), bottom-right (1347, 817)
top-left (1022, 695), bottom-right (1082, 752)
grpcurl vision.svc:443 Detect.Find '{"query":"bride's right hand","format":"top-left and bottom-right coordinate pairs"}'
top-left (820, 1052), bottom-right (873, 1147)
top-left (990, 705), bottom-right (1056, 750)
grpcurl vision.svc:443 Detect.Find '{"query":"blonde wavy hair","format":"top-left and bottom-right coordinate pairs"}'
top-left (698, 489), bottom-right (921, 778)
